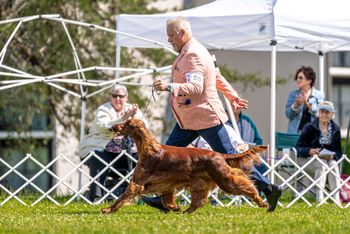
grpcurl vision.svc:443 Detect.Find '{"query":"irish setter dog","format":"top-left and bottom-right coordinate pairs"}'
top-left (102, 119), bottom-right (267, 214)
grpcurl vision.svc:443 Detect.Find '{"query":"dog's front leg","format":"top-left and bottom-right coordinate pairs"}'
top-left (101, 180), bottom-right (143, 214)
top-left (184, 189), bottom-right (209, 214)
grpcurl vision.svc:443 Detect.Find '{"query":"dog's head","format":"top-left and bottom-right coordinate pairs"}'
top-left (113, 118), bottom-right (146, 137)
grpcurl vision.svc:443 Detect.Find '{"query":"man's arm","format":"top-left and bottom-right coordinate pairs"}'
top-left (153, 53), bottom-right (204, 96)
top-left (216, 69), bottom-right (248, 110)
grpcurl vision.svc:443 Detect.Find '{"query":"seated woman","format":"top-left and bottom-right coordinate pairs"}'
top-left (295, 101), bottom-right (342, 204)
top-left (79, 84), bottom-right (145, 202)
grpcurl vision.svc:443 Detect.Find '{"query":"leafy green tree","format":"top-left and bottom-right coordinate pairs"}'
top-left (0, 0), bottom-right (174, 144)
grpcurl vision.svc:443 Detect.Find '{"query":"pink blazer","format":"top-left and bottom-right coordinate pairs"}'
top-left (170, 38), bottom-right (238, 130)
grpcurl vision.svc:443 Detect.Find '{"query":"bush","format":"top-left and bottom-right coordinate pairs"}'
top-left (342, 138), bottom-right (350, 174)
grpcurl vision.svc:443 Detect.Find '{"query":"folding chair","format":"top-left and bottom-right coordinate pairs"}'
top-left (275, 132), bottom-right (300, 189)
top-left (275, 132), bottom-right (299, 160)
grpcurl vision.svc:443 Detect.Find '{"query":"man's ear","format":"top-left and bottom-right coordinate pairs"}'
top-left (180, 29), bottom-right (185, 37)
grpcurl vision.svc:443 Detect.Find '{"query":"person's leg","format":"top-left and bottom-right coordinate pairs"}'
top-left (296, 157), bottom-right (311, 196)
top-left (250, 166), bottom-right (271, 192)
top-left (327, 159), bottom-right (341, 204)
top-left (255, 163), bottom-right (268, 175)
top-left (166, 123), bottom-right (198, 147)
top-left (199, 124), bottom-right (271, 192)
top-left (108, 152), bottom-right (131, 197)
top-left (200, 123), bottom-right (281, 211)
top-left (311, 159), bottom-right (327, 203)
top-left (199, 123), bottom-right (234, 154)
top-left (88, 150), bottom-right (114, 201)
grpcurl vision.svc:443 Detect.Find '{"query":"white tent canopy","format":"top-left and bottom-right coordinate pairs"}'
top-left (275, 0), bottom-right (350, 53)
top-left (117, 0), bottom-right (276, 50)
top-left (117, 0), bottom-right (350, 53)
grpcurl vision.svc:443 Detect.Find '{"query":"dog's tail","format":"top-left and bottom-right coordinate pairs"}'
top-left (224, 145), bottom-right (268, 172)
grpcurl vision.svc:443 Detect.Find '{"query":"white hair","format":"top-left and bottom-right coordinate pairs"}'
top-left (109, 84), bottom-right (128, 96)
top-left (166, 17), bottom-right (192, 34)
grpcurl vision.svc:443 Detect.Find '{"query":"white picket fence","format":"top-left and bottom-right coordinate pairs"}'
top-left (1, 150), bottom-right (350, 208)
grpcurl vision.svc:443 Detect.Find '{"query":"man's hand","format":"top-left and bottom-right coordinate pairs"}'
top-left (153, 79), bottom-right (169, 92)
top-left (231, 97), bottom-right (249, 110)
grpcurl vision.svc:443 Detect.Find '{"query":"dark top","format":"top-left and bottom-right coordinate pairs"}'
top-left (295, 118), bottom-right (342, 161)
top-left (298, 105), bottom-right (311, 131)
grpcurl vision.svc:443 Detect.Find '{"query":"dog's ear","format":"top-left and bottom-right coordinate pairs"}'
top-left (112, 123), bottom-right (124, 133)
top-left (251, 145), bottom-right (268, 153)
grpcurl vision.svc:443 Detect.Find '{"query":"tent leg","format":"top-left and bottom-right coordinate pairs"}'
top-left (270, 40), bottom-right (277, 184)
top-left (78, 97), bottom-right (87, 200)
top-left (115, 45), bottom-right (121, 79)
top-left (318, 51), bottom-right (325, 97)
top-left (223, 97), bottom-right (240, 135)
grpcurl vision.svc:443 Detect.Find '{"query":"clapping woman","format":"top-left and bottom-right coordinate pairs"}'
top-left (285, 66), bottom-right (324, 133)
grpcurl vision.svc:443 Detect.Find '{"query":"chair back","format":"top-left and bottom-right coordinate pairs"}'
top-left (275, 132), bottom-right (300, 150)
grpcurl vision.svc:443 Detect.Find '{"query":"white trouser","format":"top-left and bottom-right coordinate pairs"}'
top-left (297, 157), bottom-right (341, 203)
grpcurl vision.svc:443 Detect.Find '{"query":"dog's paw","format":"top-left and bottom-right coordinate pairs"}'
top-left (101, 207), bottom-right (112, 214)
top-left (169, 205), bottom-right (181, 212)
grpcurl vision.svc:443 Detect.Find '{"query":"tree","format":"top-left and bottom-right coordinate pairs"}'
top-left (0, 0), bottom-right (174, 145)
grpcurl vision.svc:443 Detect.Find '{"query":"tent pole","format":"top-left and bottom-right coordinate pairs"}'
top-left (0, 20), bottom-right (23, 57)
top-left (223, 97), bottom-right (240, 135)
top-left (318, 51), bottom-right (325, 97)
top-left (116, 16), bottom-right (121, 79)
top-left (270, 40), bottom-right (277, 184)
top-left (78, 95), bottom-right (87, 194)
top-left (116, 45), bottom-right (121, 79)
top-left (61, 18), bottom-right (88, 198)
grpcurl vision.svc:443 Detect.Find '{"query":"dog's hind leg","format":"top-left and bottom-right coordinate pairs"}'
top-left (101, 181), bottom-right (143, 214)
top-left (218, 173), bottom-right (267, 208)
top-left (162, 191), bottom-right (181, 212)
top-left (209, 163), bottom-right (267, 208)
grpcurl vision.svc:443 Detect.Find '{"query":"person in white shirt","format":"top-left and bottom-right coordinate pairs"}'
top-left (80, 84), bottom-right (145, 201)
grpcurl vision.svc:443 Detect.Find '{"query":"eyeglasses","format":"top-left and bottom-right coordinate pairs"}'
top-left (111, 94), bottom-right (126, 99)
top-left (297, 76), bottom-right (305, 80)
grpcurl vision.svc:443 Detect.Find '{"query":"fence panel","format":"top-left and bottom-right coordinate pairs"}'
top-left (1, 150), bottom-right (349, 208)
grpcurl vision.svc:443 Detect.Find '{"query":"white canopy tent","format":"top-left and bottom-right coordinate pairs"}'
top-left (117, 0), bottom-right (350, 51)
top-left (1, 0), bottom-right (350, 183)
top-left (116, 0), bottom-right (275, 50)
top-left (116, 0), bottom-right (350, 180)
top-left (117, 0), bottom-right (350, 91)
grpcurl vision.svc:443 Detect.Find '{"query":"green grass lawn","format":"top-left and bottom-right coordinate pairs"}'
top-left (0, 198), bottom-right (349, 234)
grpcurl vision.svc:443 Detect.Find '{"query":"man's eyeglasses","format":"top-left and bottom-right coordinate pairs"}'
top-left (111, 94), bottom-right (126, 99)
